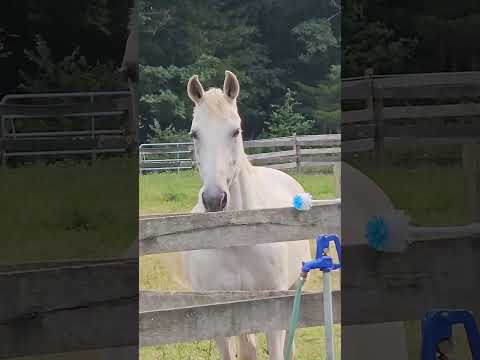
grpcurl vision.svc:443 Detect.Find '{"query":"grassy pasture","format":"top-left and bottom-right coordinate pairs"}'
top-left (0, 158), bottom-right (137, 263)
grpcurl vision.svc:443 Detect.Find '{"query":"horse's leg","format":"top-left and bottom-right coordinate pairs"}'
top-left (266, 330), bottom-right (285, 360)
top-left (238, 333), bottom-right (257, 360)
top-left (215, 336), bottom-right (237, 360)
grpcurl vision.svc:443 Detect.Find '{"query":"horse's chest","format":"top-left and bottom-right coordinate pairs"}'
top-left (184, 243), bottom-right (289, 291)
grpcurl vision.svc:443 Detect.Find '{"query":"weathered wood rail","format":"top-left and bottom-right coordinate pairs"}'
top-left (140, 290), bottom-right (341, 346)
top-left (0, 258), bottom-right (138, 359)
top-left (140, 199), bottom-right (340, 254)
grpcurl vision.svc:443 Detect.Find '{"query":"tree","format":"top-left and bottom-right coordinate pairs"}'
top-left (290, 17), bottom-right (340, 133)
top-left (294, 64), bottom-right (340, 133)
top-left (19, 36), bottom-right (124, 92)
top-left (265, 88), bottom-right (314, 137)
top-left (138, 0), bottom-right (286, 141)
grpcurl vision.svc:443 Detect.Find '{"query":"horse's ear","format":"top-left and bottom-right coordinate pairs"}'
top-left (223, 70), bottom-right (240, 101)
top-left (187, 75), bottom-right (205, 104)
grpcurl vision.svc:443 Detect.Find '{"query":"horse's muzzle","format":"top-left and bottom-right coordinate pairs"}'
top-left (202, 189), bottom-right (228, 212)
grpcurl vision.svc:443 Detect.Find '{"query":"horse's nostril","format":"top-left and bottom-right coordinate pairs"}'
top-left (202, 190), bottom-right (227, 211)
top-left (220, 191), bottom-right (228, 210)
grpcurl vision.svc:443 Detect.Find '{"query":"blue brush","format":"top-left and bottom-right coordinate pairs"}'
top-left (365, 211), bottom-right (410, 252)
top-left (292, 193), bottom-right (313, 211)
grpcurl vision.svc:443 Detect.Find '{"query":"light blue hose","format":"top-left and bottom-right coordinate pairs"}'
top-left (284, 275), bottom-right (306, 360)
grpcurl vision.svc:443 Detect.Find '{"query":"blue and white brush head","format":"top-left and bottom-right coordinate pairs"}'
top-left (366, 210), bottom-right (410, 253)
top-left (293, 193), bottom-right (313, 211)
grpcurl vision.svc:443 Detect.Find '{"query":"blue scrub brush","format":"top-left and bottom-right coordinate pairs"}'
top-left (292, 192), bottom-right (313, 211)
top-left (365, 211), bottom-right (410, 252)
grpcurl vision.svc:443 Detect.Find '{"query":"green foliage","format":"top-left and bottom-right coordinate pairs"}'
top-left (342, 0), bottom-right (418, 76)
top-left (265, 88), bottom-right (314, 137)
top-left (294, 64), bottom-right (340, 133)
top-left (148, 122), bottom-right (191, 143)
top-left (0, 28), bottom-right (11, 59)
top-left (138, 0), bottom-right (341, 142)
top-left (292, 18), bottom-right (338, 62)
top-left (19, 35), bottom-right (124, 92)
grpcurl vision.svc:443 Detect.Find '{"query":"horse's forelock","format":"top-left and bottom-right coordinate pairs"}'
top-left (198, 88), bottom-right (239, 121)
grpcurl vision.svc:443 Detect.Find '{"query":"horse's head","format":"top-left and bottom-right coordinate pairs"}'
top-left (187, 70), bottom-right (244, 212)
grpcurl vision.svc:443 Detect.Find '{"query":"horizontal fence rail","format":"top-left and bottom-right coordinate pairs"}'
top-left (0, 258), bottom-right (138, 358)
top-left (139, 200), bottom-right (340, 255)
top-left (140, 290), bottom-right (341, 346)
top-left (139, 134), bottom-right (341, 174)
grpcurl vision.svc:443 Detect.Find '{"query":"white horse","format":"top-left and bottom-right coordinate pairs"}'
top-left (183, 70), bottom-right (311, 360)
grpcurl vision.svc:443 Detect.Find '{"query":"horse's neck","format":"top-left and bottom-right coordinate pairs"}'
top-left (228, 154), bottom-right (259, 210)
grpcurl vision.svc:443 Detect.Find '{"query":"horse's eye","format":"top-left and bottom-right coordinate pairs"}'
top-left (232, 129), bottom-right (240, 138)
top-left (190, 131), bottom-right (198, 140)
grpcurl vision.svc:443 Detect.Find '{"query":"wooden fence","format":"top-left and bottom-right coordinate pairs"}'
top-left (139, 199), bottom-right (342, 346)
top-left (0, 91), bottom-right (136, 166)
top-left (342, 71), bottom-right (480, 156)
top-left (2, 200), bottom-right (480, 357)
top-left (138, 197), bottom-right (480, 348)
top-left (139, 134), bottom-right (340, 174)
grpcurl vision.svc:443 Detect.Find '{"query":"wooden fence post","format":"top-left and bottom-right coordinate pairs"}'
top-left (373, 84), bottom-right (385, 162)
top-left (462, 144), bottom-right (480, 222)
top-left (1, 117), bottom-right (6, 167)
top-left (334, 162), bottom-right (341, 197)
top-left (293, 133), bottom-right (301, 174)
top-left (126, 79), bottom-right (138, 156)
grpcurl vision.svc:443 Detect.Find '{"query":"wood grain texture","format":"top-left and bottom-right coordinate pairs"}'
top-left (342, 235), bottom-right (480, 326)
top-left (463, 144), bottom-right (480, 222)
top-left (0, 259), bottom-right (138, 358)
top-left (139, 201), bottom-right (341, 255)
top-left (140, 290), bottom-right (341, 345)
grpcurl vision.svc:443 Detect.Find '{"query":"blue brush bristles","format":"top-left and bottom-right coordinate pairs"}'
top-left (366, 215), bottom-right (389, 251)
top-left (293, 193), bottom-right (313, 211)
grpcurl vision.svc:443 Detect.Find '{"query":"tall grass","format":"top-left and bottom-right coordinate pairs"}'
top-left (0, 158), bottom-right (137, 263)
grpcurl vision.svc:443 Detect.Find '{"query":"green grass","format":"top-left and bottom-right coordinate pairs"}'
top-left (361, 164), bottom-right (467, 225)
top-left (140, 326), bottom-right (341, 360)
top-left (140, 170), bottom-right (201, 214)
top-left (0, 158), bottom-right (137, 263)
top-left (139, 170), bottom-right (336, 215)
